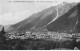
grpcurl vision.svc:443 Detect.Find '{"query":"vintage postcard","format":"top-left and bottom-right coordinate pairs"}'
top-left (0, 0), bottom-right (80, 50)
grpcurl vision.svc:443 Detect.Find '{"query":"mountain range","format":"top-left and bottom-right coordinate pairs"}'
top-left (5, 2), bottom-right (80, 34)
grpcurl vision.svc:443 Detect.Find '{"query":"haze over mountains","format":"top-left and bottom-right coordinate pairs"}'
top-left (3, 2), bottom-right (80, 34)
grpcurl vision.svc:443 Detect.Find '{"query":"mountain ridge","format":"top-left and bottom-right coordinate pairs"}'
top-left (46, 3), bottom-right (79, 33)
top-left (6, 2), bottom-right (77, 34)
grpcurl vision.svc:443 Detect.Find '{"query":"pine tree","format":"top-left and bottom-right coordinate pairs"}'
top-left (0, 27), bottom-right (6, 41)
top-left (1, 27), bottom-right (5, 34)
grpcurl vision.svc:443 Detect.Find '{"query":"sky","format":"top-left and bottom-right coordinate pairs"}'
top-left (0, 0), bottom-right (80, 25)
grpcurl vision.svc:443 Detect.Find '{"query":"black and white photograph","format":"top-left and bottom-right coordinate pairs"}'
top-left (0, 0), bottom-right (80, 50)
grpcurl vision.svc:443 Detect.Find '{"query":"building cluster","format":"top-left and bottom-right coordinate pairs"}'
top-left (5, 31), bottom-right (73, 40)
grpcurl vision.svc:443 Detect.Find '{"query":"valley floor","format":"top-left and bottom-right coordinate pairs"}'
top-left (0, 31), bottom-right (80, 50)
top-left (0, 38), bottom-right (79, 50)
